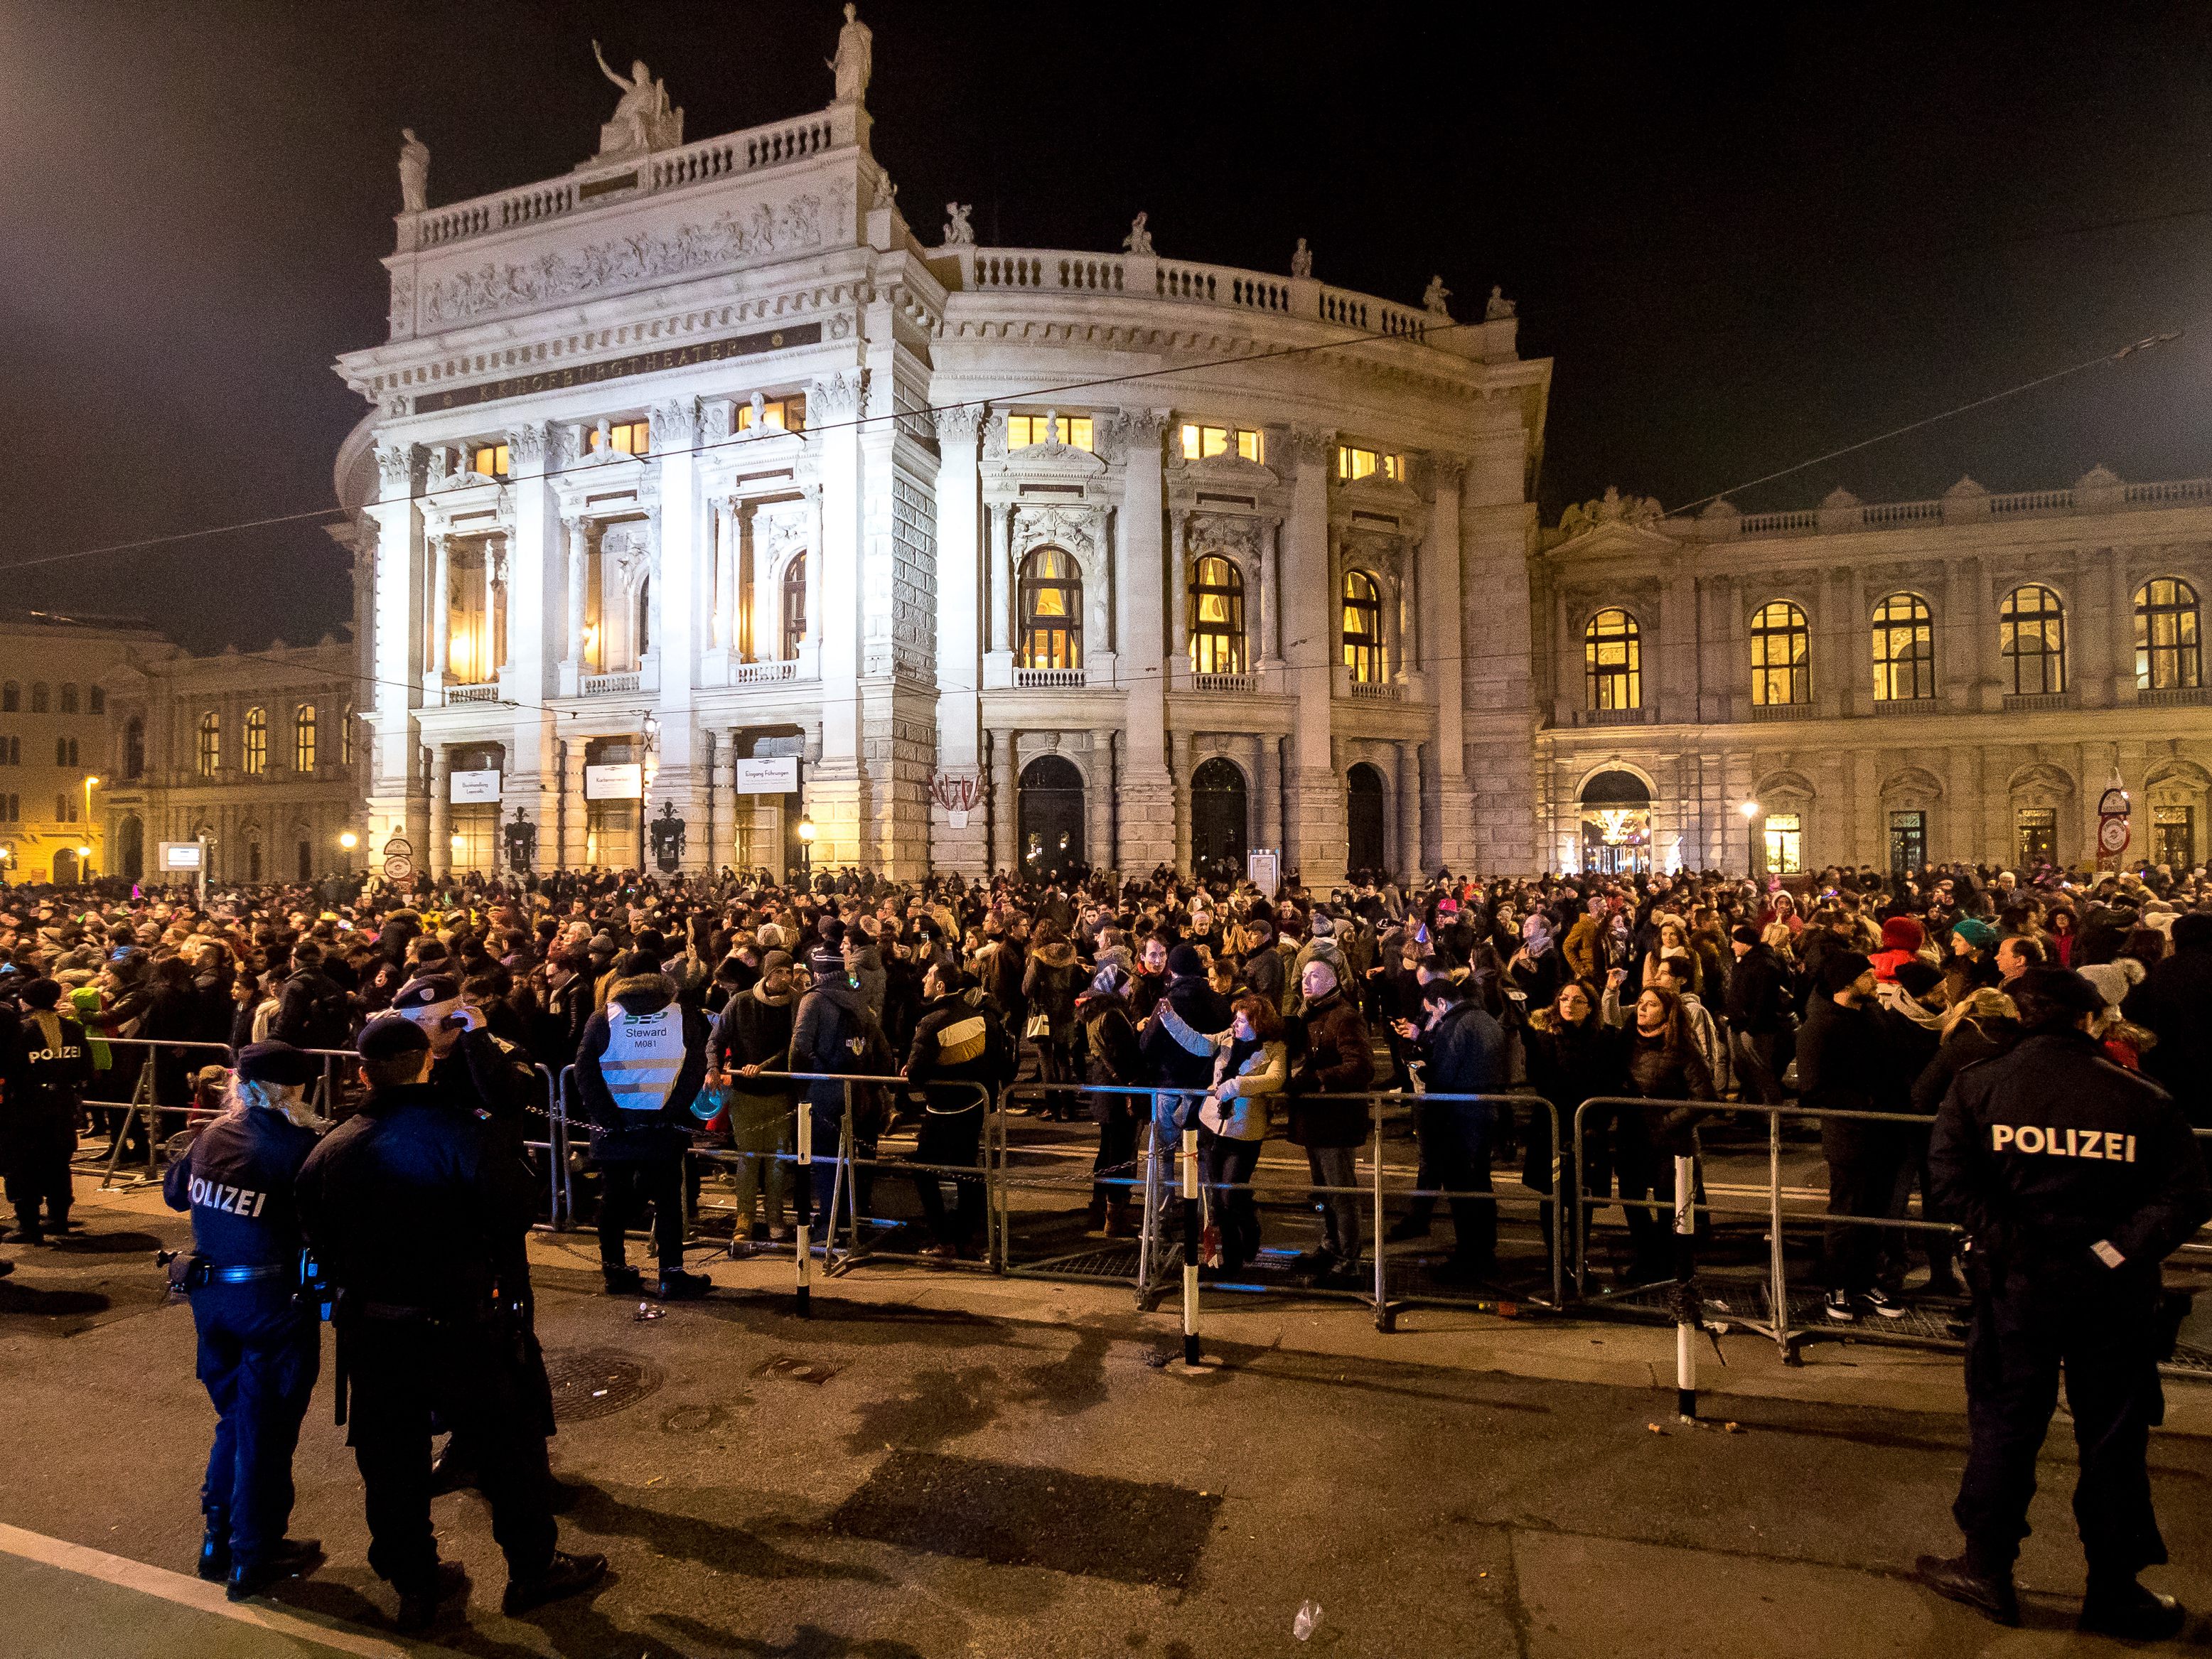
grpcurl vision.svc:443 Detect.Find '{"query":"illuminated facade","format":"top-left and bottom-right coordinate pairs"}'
top-left (332, 7), bottom-right (1548, 884)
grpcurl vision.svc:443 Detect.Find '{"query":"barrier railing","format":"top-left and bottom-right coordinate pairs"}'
top-left (79, 1036), bottom-right (237, 1188)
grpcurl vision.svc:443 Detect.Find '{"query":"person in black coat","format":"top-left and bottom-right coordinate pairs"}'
top-left (1799, 950), bottom-right (1908, 1323)
top-left (903, 963), bottom-right (1011, 1259)
top-left (1523, 979), bottom-right (1631, 1271)
top-left (3, 978), bottom-right (93, 1241)
top-left (1077, 963), bottom-right (1146, 1235)
top-left (2122, 910), bottom-right (2212, 1126)
top-left (1723, 926), bottom-right (1792, 1105)
top-left (1390, 974), bottom-right (1511, 1279)
top-left (1137, 945), bottom-right (1234, 1196)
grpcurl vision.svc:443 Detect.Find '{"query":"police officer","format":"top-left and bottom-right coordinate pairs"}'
top-left (1920, 967), bottom-right (2212, 1638)
top-left (161, 1040), bottom-right (326, 1600)
top-left (4, 978), bottom-right (92, 1243)
top-left (298, 1016), bottom-right (604, 1632)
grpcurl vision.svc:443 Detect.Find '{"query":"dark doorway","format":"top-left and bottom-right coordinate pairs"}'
top-left (1189, 757), bottom-right (1248, 879)
top-left (1019, 755), bottom-right (1085, 879)
top-left (1346, 763), bottom-right (1387, 876)
top-left (117, 815), bottom-right (144, 882)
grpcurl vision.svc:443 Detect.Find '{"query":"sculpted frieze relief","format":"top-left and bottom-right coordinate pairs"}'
top-left (1013, 503), bottom-right (1099, 559)
top-left (415, 186), bottom-right (845, 328)
top-left (1186, 511), bottom-right (1265, 563)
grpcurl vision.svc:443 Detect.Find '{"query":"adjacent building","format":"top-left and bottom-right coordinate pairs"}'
top-left (0, 611), bottom-right (155, 884)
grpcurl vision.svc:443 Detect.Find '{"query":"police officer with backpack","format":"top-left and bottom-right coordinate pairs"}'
top-left (161, 1040), bottom-right (328, 1601)
top-left (1919, 967), bottom-right (2212, 1639)
top-left (576, 950), bottom-right (712, 1298)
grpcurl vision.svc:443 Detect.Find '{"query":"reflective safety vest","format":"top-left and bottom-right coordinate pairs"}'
top-left (601, 1005), bottom-right (687, 1115)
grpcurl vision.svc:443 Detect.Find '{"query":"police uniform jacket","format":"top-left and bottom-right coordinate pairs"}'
top-left (1, 1009), bottom-right (94, 1171)
top-left (295, 1080), bottom-right (535, 1316)
top-left (162, 1104), bottom-right (318, 1267)
top-left (1930, 1028), bottom-right (2212, 1284)
top-left (575, 972), bottom-right (709, 1163)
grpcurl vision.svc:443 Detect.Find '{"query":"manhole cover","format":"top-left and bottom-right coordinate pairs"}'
top-left (754, 1353), bottom-right (843, 1386)
top-left (544, 1347), bottom-right (663, 1422)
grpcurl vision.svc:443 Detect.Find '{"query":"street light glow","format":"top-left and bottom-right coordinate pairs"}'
top-left (1739, 800), bottom-right (1761, 818)
top-left (338, 830), bottom-right (359, 849)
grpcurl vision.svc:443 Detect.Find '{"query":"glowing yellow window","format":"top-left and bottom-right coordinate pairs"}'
top-left (1008, 413), bottom-right (1093, 451)
top-left (1179, 424), bottom-right (1262, 463)
top-left (470, 444), bottom-right (509, 479)
top-left (589, 419), bottom-right (651, 456)
top-left (738, 396), bottom-right (807, 434)
top-left (1336, 446), bottom-right (1402, 482)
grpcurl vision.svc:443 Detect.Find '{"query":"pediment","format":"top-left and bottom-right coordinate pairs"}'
top-left (1174, 451), bottom-right (1281, 492)
top-left (1333, 472), bottom-right (1424, 515)
top-left (996, 441), bottom-right (1107, 484)
top-left (1549, 517), bottom-right (1683, 561)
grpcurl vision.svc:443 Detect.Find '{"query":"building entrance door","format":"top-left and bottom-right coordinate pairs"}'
top-left (1190, 757), bottom-right (1248, 879)
top-left (1346, 763), bottom-right (1387, 875)
top-left (1018, 755), bottom-right (1085, 879)
top-left (1889, 810), bottom-right (1927, 876)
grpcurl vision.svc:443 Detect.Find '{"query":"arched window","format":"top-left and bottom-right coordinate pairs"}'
top-left (1342, 571), bottom-right (1385, 683)
top-left (1017, 547), bottom-right (1083, 671)
top-left (1188, 556), bottom-right (1246, 675)
top-left (635, 579), bottom-right (650, 660)
top-left (243, 707), bottom-right (268, 775)
top-left (780, 552), bottom-right (807, 660)
top-left (294, 704), bottom-right (317, 773)
top-left (89, 685), bottom-right (104, 714)
top-left (1749, 601), bottom-right (1810, 705)
top-left (59, 683), bottom-right (78, 714)
top-left (1999, 584), bottom-right (2066, 695)
top-left (1583, 608), bottom-right (1641, 711)
top-left (0, 682), bottom-right (15, 712)
top-left (29, 683), bottom-right (48, 713)
top-left (196, 712), bottom-right (220, 777)
top-left (341, 702), bottom-right (354, 767)
top-left (123, 716), bottom-right (145, 780)
top-left (2136, 578), bottom-right (2202, 691)
top-left (1872, 593), bottom-right (1936, 702)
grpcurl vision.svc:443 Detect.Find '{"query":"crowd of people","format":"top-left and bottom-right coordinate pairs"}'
top-left (2, 853), bottom-right (2210, 1637)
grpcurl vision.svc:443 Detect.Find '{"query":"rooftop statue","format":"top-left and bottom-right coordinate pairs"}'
top-left (590, 41), bottom-right (684, 162)
top-left (1422, 274), bottom-right (1451, 316)
top-left (943, 202), bottom-right (974, 247)
top-left (830, 4), bottom-right (874, 104)
top-left (1123, 212), bottom-right (1154, 255)
top-left (1291, 237), bottom-right (1312, 278)
top-left (397, 128), bottom-right (429, 213)
top-left (1486, 284), bottom-right (1517, 321)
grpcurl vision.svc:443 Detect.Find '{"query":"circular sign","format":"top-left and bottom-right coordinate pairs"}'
top-left (384, 854), bottom-right (415, 880)
top-left (383, 834), bottom-right (414, 860)
top-left (2098, 788), bottom-right (2129, 818)
top-left (2098, 816), bottom-right (2131, 854)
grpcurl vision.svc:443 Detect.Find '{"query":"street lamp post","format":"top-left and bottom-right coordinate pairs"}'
top-left (1739, 798), bottom-right (1762, 879)
top-left (76, 843), bottom-right (93, 884)
top-left (796, 812), bottom-right (816, 888)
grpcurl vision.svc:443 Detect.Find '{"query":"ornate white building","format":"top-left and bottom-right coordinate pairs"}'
top-left (332, 9), bottom-right (1547, 885)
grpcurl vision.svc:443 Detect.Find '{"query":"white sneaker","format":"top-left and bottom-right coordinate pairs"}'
top-left (1824, 1289), bottom-right (1857, 1324)
top-left (1862, 1287), bottom-right (1908, 1320)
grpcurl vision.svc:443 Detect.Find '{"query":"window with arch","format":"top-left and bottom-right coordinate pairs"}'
top-left (2135, 577), bottom-right (2202, 691)
top-left (780, 553), bottom-right (807, 660)
top-left (123, 716), bottom-right (145, 780)
top-left (1342, 571), bottom-right (1385, 683)
top-left (89, 685), bottom-right (104, 714)
top-left (196, 712), bottom-right (220, 777)
top-left (1583, 608), bottom-right (1642, 711)
top-left (59, 683), bottom-right (78, 714)
top-left (1999, 584), bottom-right (2066, 695)
top-left (294, 704), bottom-right (317, 773)
top-left (1188, 555), bottom-right (1247, 675)
top-left (1749, 601), bottom-right (1810, 705)
top-left (341, 703), bottom-right (354, 768)
top-left (30, 683), bottom-right (48, 713)
top-left (243, 707), bottom-right (268, 775)
top-left (1017, 547), bottom-right (1083, 671)
top-left (1872, 592), bottom-right (1936, 702)
top-left (1, 682), bottom-right (15, 712)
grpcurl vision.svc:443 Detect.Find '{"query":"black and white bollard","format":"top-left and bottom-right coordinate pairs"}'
top-left (1181, 1126), bottom-right (1201, 1365)
top-left (793, 1101), bottom-right (812, 1319)
top-left (1673, 1151), bottom-right (1696, 1421)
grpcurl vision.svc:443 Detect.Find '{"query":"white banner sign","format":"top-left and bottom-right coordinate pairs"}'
top-left (1247, 848), bottom-right (1281, 899)
top-left (734, 756), bottom-right (800, 794)
top-left (585, 762), bottom-right (643, 800)
top-left (158, 841), bottom-right (204, 871)
top-left (449, 768), bottom-right (503, 804)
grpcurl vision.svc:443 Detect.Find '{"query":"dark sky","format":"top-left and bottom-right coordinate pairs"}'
top-left (7, 1), bottom-right (2212, 652)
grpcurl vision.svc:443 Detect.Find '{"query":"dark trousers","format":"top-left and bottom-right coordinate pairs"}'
top-left (1732, 1029), bottom-right (1786, 1105)
top-left (192, 1282), bottom-right (319, 1569)
top-left (1431, 1102), bottom-right (1499, 1267)
top-left (596, 1155), bottom-right (685, 1274)
top-left (1955, 1268), bottom-right (2167, 1578)
top-left (912, 1107), bottom-right (985, 1247)
top-left (1886, 1129), bottom-right (1958, 1284)
top-left (1820, 1122), bottom-right (1908, 1294)
top-left (1200, 1132), bottom-right (1262, 1271)
top-left (1092, 1113), bottom-right (1139, 1213)
top-left (6, 1151), bottom-right (73, 1232)
top-left (343, 1317), bottom-right (558, 1591)
top-left (1522, 1097), bottom-right (1578, 1268)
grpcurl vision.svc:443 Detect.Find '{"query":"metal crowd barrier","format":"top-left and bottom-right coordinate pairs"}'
top-left (79, 1036), bottom-right (237, 1188)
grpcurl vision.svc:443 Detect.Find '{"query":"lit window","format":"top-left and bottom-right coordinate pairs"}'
top-left (1342, 571), bottom-right (1384, 683)
top-left (1188, 556), bottom-right (1247, 675)
top-left (470, 443), bottom-right (510, 479)
top-left (1999, 584), bottom-right (2066, 695)
top-left (2017, 807), bottom-right (2058, 867)
top-left (1336, 445), bottom-right (1402, 482)
top-left (1018, 547), bottom-right (1083, 671)
top-left (2135, 578), bottom-right (2201, 690)
top-left (589, 419), bottom-right (651, 456)
top-left (1584, 608), bottom-right (1642, 711)
top-left (1749, 601), bottom-right (1810, 705)
top-left (294, 704), bottom-right (317, 773)
top-left (1009, 412), bottom-right (1095, 451)
top-left (197, 712), bottom-right (220, 777)
top-left (244, 707), bottom-right (268, 776)
top-left (781, 552), bottom-right (808, 660)
top-left (1872, 593), bottom-right (1936, 702)
top-left (1179, 423), bottom-right (1262, 463)
top-left (738, 396), bottom-right (807, 434)
top-left (1763, 812), bottom-right (1803, 874)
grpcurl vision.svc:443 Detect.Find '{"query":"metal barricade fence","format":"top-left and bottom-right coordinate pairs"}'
top-left (77, 1036), bottom-right (238, 1188)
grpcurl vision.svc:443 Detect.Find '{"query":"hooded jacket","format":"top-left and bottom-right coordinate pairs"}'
top-left (790, 974), bottom-right (894, 1116)
top-left (906, 989), bottom-right (1011, 1112)
top-left (1022, 941), bottom-right (1084, 1037)
top-left (710, 979), bottom-right (797, 1109)
top-left (576, 972), bottom-right (711, 1163)
top-left (1139, 974), bottom-right (1233, 1095)
top-left (1076, 987), bottom-right (1146, 1126)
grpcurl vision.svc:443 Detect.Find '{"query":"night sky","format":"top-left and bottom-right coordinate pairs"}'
top-left (6, 1), bottom-right (2212, 653)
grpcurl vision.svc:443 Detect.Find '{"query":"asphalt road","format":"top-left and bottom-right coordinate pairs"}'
top-left (2, 1177), bottom-right (2211, 1657)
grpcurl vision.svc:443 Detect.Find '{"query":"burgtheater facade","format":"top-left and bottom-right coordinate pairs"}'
top-left (333, 8), bottom-right (2212, 885)
top-left (333, 10), bottom-right (1547, 886)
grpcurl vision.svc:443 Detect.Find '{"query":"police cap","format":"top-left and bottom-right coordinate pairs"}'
top-left (388, 974), bottom-right (461, 1018)
top-left (2010, 967), bottom-right (2107, 1029)
top-left (356, 1014), bottom-right (431, 1062)
top-left (235, 1040), bottom-right (323, 1087)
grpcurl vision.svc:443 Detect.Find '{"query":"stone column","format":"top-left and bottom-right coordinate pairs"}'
top-left (1115, 411), bottom-right (1176, 870)
top-left (1258, 517), bottom-right (1282, 668)
top-left (1257, 732), bottom-right (1284, 852)
top-left (989, 728), bottom-right (1016, 875)
top-left (712, 500), bottom-right (736, 653)
top-left (1970, 555), bottom-right (1999, 709)
top-left (428, 533), bottom-right (451, 685)
top-left (933, 404), bottom-right (987, 874)
top-left (1282, 426), bottom-right (1346, 886)
top-left (563, 517), bottom-right (586, 666)
top-left (808, 368), bottom-right (865, 866)
top-left (1169, 512), bottom-right (1190, 665)
top-left (1398, 742), bottom-right (1424, 884)
top-left (1171, 727), bottom-right (1193, 874)
top-left (428, 746), bottom-right (451, 879)
top-left (2105, 548), bottom-right (2132, 705)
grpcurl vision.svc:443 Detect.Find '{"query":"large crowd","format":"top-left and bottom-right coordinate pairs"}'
top-left (4, 854), bottom-right (2211, 1311)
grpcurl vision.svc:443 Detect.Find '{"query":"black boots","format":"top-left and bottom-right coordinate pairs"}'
top-left (502, 1549), bottom-right (608, 1616)
top-left (2080, 1577), bottom-right (2187, 1640)
top-left (1914, 1554), bottom-right (2020, 1626)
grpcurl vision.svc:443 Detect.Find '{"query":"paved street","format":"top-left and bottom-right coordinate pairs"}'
top-left (1, 1175), bottom-right (2211, 1658)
